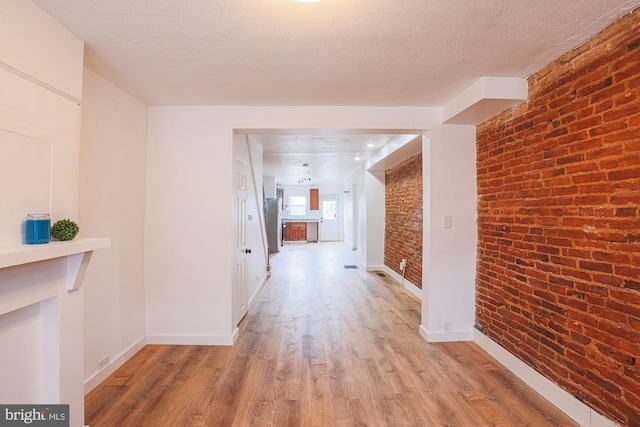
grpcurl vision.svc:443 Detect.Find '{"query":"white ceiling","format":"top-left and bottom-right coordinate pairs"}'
top-left (32, 0), bottom-right (640, 184)
top-left (254, 132), bottom-right (418, 185)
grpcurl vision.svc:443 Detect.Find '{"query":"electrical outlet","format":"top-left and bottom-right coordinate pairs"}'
top-left (98, 355), bottom-right (110, 370)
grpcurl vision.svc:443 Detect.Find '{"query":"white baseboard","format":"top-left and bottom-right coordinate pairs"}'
top-left (419, 324), bottom-right (474, 342)
top-left (379, 265), bottom-right (422, 300)
top-left (84, 331), bottom-right (236, 395)
top-left (248, 275), bottom-right (267, 308)
top-left (146, 333), bottom-right (235, 346)
top-left (84, 336), bottom-right (146, 395)
top-left (473, 330), bottom-right (619, 427)
top-left (365, 264), bottom-right (422, 300)
top-left (85, 277), bottom-right (263, 394)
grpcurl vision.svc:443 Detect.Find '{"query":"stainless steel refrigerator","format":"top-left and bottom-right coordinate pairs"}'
top-left (265, 198), bottom-right (282, 253)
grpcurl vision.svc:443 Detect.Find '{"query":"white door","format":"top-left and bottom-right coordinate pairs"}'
top-left (233, 157), bottom-right (249, 326)
top-left (319, 194), bottom-right (341, 241)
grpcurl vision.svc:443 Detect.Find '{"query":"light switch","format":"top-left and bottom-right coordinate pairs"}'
top-left (444, 215), bottom-right (453, 228)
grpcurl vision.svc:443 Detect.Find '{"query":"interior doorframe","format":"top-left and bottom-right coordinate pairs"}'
top-left (319, 193), bottom-right (341, 241)
top-left (234, 127), bottom-right (427, 334)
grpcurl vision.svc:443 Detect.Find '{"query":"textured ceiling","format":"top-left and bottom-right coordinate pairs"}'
top-left (30, 0), bottom-right (640, 185)
top-left (256, 132), bottom-right (414, 185)
top-left (33, 0), bottom-right (640, 107)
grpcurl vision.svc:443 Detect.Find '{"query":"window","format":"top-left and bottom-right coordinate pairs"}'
top-left (322, 197), bottom-right (337, 220)
top-left (289, 196), bottom-right (306, 216)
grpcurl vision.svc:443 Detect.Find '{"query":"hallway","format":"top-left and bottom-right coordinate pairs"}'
top-left (85, 243), bottom-right (575, 426)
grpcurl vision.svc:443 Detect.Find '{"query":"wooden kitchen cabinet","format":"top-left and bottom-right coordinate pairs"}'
top-left (310, 188), bottom-right (319, 210)
top-left (284, 222), bottom-right (307, 241)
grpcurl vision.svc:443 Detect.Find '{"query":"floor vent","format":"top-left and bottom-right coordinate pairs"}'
top-left (374, 271), bottom-right (394, 284)
top-left (344, 265), bottom-right (359, 269)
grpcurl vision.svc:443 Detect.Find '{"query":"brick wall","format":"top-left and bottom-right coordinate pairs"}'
top-left (476, 9), bottom-right (640, 425)
top-left (385, 153), bottom-right (423, 288)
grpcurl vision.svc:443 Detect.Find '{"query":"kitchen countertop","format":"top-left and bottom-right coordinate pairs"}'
top-left (281, 218), bottom-right (320, 223)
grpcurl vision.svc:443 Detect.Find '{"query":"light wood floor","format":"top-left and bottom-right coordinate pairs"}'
top-left (85, 242), bottom-right (576, 426)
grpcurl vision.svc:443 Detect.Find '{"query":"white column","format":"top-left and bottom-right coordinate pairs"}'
top-left (421, 124), bottom-right (477, 342)
top-left (364, 169), bottom-right (386, 270)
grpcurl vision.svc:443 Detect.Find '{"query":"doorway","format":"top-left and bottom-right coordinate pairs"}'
top-left (319, 194), bottom-right (340, 241)
top-left (233, 155), bottom-right (249, 326)
top-left (237, 129), bottom-right (423, 317)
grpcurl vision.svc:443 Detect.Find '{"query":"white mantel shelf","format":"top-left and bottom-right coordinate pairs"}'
top-left (0, 237), bottom-right (111, 290)
top-left (0, 237), bottom-right (110, 269)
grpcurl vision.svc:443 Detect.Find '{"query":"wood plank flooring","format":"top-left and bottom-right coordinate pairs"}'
top-left (85, 242), bottom-right (577, 426)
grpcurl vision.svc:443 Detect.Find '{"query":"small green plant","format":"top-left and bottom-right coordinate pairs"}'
top-left (51, 219), bottom-right (80, 241)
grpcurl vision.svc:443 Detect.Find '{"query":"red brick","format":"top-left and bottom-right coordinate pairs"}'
top-left (594, 143), bottom-right (630, 161)
top-left (384, 153), bottom-right (422, 288)
top-left (568, 115), bottom-right (603, 133)
top-left (604, 129), bottom-right (640, 145)
top-left (601, 155), bottom-right (640, 170)
top-left (590, 83), bottom-right (627, 105)
top-left (608, 167), bottom-right (640, 181)
top-left (578, 183), bottom-right (616, 194)
top-left (615, 206), bottom-right (637, 217)
top-left (571, 171), bottom-right (608, 184)
top-left (476, 8), bottom-right (640, 423)
top-left (603, 104), bottom-right (639, 123)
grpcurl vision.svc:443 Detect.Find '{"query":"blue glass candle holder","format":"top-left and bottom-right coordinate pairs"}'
top-left (26, 214), bottom-right (51, 244)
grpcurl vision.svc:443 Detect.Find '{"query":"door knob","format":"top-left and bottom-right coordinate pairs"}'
top-left (244, 249), bottom-right (252, 254)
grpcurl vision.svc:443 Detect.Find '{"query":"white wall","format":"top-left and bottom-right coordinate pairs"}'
top-left (145, 109), bottom-right (235, 344)
top-left (421, 124), bottom-right (477, 342)
top-left (0, 2), bottom-right (83, 245)
top-left (280, 184), bottom-right (321, 219)
top-left (0, 1), bottom-right (87, 425)
top-left (263, 176), bottom-right (276, 199)
top-left (145, 106), bottom-right (440, 344)
top-left (0, 0), bottom-right (83, 101)
top-left (364, 170), bottom-right (386, 269)
top-left (343, 184), bottom-right (355, 248)
top-left (356, 171), bottom-right (367, 263)
top-left (79, 68), bottom-right (148, 391)
top-left (279, 183), bottom-right (343, 218)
